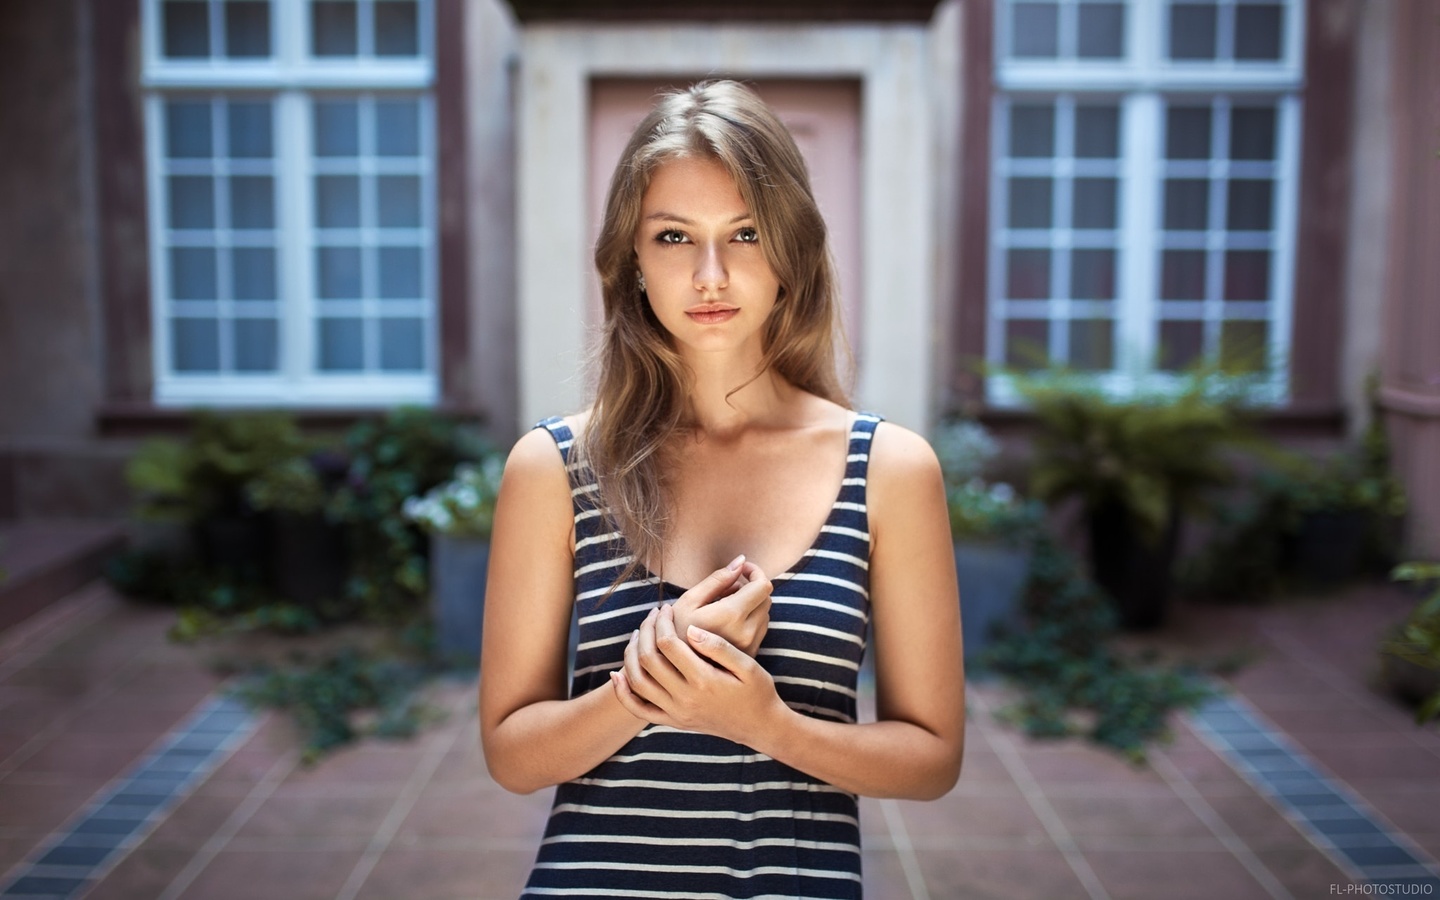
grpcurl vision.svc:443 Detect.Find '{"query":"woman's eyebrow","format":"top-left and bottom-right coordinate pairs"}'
top-left (643, 212), bottom-right (754, 225)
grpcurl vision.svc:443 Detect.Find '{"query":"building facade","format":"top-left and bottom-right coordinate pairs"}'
top-left (0, 0), bottom-right (1436, 554)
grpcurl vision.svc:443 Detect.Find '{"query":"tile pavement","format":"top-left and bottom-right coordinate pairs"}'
top-left (0, 581), bottom-right (1435, 898)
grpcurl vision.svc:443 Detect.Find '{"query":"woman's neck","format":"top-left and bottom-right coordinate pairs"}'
top-left (680, 351), bottom-right (794, 439)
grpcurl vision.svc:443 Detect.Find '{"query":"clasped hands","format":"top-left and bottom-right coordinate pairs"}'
top-left (610, 555), bottom-right (785, 745)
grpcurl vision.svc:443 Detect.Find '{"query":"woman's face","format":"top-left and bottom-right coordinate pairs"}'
top-left (633, 155), bottom-right (781, 362)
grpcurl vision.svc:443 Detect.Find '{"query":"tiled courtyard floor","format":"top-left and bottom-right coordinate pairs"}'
top-left (1, 580), bottom-right (1437, 899)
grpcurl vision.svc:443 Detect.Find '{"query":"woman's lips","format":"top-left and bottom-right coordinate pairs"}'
top-left (685, 308), bottom-right (739, 325)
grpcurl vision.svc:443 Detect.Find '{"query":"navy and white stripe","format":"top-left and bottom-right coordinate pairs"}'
top-left (522, 413), bottom-right (882, 899)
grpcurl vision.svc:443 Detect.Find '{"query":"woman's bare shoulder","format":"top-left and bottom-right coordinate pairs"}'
top-left (867, 421), bottom-right (944, 519)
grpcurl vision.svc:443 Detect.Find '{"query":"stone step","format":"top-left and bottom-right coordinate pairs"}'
top-left (0, 521), bottom-right (128, 634)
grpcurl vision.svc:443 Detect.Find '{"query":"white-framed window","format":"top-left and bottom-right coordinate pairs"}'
top-left (143, 0), bottom-right (438, 407)
top-left (988, 0), bottom-right (1304, 404)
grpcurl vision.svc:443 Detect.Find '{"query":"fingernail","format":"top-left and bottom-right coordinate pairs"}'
top-left (687, 625), bottom-right (704, 642)
top-left (727, 554), bottom-right (745, 571)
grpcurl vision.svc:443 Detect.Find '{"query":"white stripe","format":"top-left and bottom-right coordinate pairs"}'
top-left (574, 555), bottom-right (633, 578)
top-left (833, 501), bottom-right (867, 514)
top-left (855, 412), bottom-right (882, 423)
top-left (846, 453), bottom-right (868, 463)
top-left (803, 548), bottom-right (869, 570)
top-left (571, 483), bottom-right (599, 498)
top-left (577, 579), bottom-right (662, 605)
top-left (572, 660), bottom-right (623, 678)
top-left (576, 631), bottom-right (633, 652)
top-left (848, 430), bottom-right (874, 441)
top-left (767, 620), bottom-right (865, 647)
top-left (574, 508), bottom-right (604, 523)
top-left (550, 803), bottom-right (858, 827)
top-left (774, 675), bottom-right (858, 698)
top-left (840, 477), bottom-right (867, 487)
top-left (608, 750), bottom-right (772, 765)
top-left (819, 524), bottom-right (870, 543)
top-left (758, 648), bottom-right (860, 671)
top-left (533, 861), bottom-right (861, 882)
top-left (576, 531), bottom-right (622, 551)
top-left (784, 572), bottom-right (868, 598)
top-left (540, 833), bottom-right (857, 853)
top-left (525, 890), bottom-right (797, 900)
top-left (554, 438), bottom-right (574, 450)
top-left (787, 701), bottom-right (856, 723)
top-left (771, 596), bottom-right (869, 622)
top-left (572, 777), bottom-right (848, 794)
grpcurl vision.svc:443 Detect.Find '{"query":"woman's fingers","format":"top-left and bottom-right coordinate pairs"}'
top-left (610, 670), bottom-right (672, 725)
top-left (635, 606), bottom-right (686, 692)
top-left (685, 625), bottom-right (755, 679)
top-left (674, 555), bottom-right (748, 613)
top-left (653, 605), bottom-right (708, 681)
top-left (623, 617), bottom-right (672, 707)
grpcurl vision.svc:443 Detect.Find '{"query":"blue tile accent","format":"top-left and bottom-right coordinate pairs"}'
top-left (1191, 693), bottom-right (1440, 891)
top-left (0, 696), bottom-right (256, 900)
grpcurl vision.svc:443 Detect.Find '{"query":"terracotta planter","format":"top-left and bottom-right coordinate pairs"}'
top-left (954, 540), bottom-right (1032, 661)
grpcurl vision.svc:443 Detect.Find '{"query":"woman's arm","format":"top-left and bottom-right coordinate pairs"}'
top-left (478, 428), bottom-right (646, 795)
top-left (612, 422), bottom-right (965, 800)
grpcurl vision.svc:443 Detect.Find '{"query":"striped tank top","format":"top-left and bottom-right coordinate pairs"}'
top-left (521, 412), bottom-right (883, 899)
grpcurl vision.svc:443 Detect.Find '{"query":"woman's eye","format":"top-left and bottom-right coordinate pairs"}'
top-left (736, 227), bottom-right (759, 243)
top-left (656, 230), bottom-right (688, 245)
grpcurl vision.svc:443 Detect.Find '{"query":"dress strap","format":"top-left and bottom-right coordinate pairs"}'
top-left (534, 417), bottom-right (575, 465)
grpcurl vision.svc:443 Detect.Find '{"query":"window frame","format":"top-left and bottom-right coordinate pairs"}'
top-left (141, 0), bottom-right (439, 408)
top-left (986, 0), bottom-right (1306, 406)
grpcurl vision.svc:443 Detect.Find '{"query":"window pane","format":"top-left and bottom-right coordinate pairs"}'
top-left (1161, 249), bottom-right (1207, 300)
top-left (1005, 319), bottom-right (1051, 368)
top-left (317, 246), bottom-right (362, 299)
top-left (166, 101), bottom-right (213, 159)
top-left (168, 176), bottom-right (215, 229)
top-left (312, 1), bottom-right (359, 56)
top-left (163, 1), bottom-right (210, 58)
top-left (1006, 249), bottom-right (1051, 299)
top-left (1166, 106), bottom-right (1212, 160)
top-left (378, 246), bottom-right (422, 299)
top-left (375, 100), bottom-right (421, 157)
top-left (234, 318), bottom-right (279, 371)
top-left (379, 317), bottom-right (424, 370)
top-left (314, 100), bottom-right (360, 157)
top-left (1220, 320), bottom-right (1268, 372)
top-left (1227, 179), bottom-right (1273, 230)
top-left (173, 318), bottom-right (220, 372)
top-left (377, 176), bottom-right (422, 227)
top-left (1070, 319), bottom-right (1114, 370)
top-left (1224, 249), bottom-right (1270, 300)
top-left (1170, 3), bottom-right (1218, 60)
top-left (318, 318), bottom-right (365, 370)
top-left (1164, 179), bottom-right (1209, 230)
top-left (1158, 320), bottom-right (1204, 371)
top-left (1230, 107), bottom-right (1276, 161)
top-left (1075, 105), bottom-right (1119, 159)
top-left (224, 0), bottom-right (270, 57)
top-left (232, 247), bottom-right (276, 300)
top-left (1010, 104), bottom-right (1055, 158)
top-left (1012, 2), bottom-right (1059, 58)
top-left (316, 176), bottom-right (362, 229)
top-left (1008, 178), bottom-right (1053, 229)
top-left (1235, 4), bottom-right (1283, 61)
top-left (1070, 249), bottom-right (1115, 299)
top-left (1073, 178), bottom-right (1117, 229)
top-left (171, 248), bottom-right (217, 300)
top-left (375, 1), bottom-right (420, 56)
top-left (1077, 3), bottom-right (1125, 59)
top-left (227, 101), bottom-right (272, 158)
top-left (230, 176), bottom-right (274, 229)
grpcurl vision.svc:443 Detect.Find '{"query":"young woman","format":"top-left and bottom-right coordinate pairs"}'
top-left (480, 80), bottom-right (964, 898)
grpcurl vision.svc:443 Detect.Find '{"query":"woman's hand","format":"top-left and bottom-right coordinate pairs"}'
top-left (611, 604), bottom-right (788, 747)
top-left (670, 556), bottom-right (771, 656)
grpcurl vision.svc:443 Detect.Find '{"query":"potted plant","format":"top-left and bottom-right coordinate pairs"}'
top-left (1273, 445), bottom-right (1407, 586)
top-left (1380, 562), bottom-right (1440, 724)
top-left (1021, 373), bottom-right (1243, 629)
top-left (404, 456), bottom-right (504, 663)
top-left (246, 447), bottom-right (351, 613)
top-left (935, 420), bottom-right (1043, 660)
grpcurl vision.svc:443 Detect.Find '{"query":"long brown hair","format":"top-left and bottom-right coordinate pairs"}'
top-left (581, 79), bottom-right (850, 586)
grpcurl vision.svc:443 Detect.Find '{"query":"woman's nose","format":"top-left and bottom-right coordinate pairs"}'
top-left (693, 243), bottom-right (729, 293)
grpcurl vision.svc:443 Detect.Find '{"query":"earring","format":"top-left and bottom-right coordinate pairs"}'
top-left (637, 272), bottom-right (647, 293)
